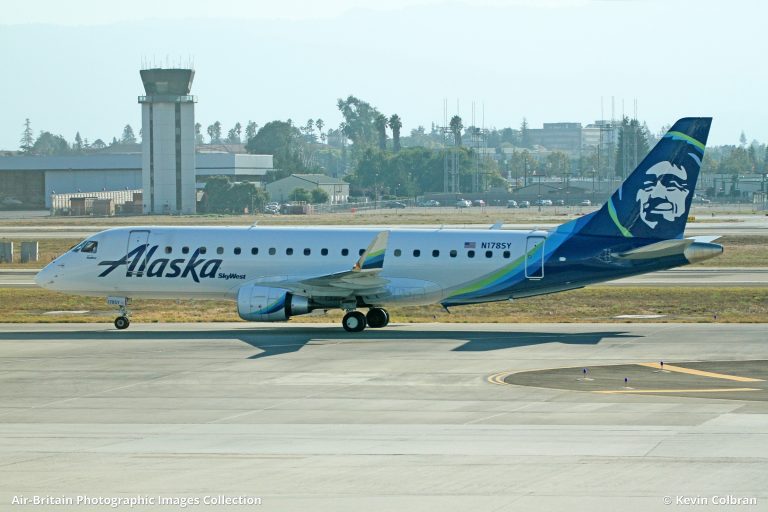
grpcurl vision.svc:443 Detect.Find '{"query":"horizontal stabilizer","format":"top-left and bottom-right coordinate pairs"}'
top-left (615, 239), bottom-right (694, 260)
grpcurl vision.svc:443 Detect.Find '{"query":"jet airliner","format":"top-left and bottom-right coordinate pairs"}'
top-left (35, 118), bottom-right (723, 332)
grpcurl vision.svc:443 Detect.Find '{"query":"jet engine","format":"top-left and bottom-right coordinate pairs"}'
top-left (237, 285), bottom-right (312, 321)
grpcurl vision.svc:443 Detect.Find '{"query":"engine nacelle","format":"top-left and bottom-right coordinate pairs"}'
top-left (237, 285), bottom-right (311, 322)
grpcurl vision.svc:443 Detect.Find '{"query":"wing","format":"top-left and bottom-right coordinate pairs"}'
top-left (260, 231), bottom-right (390, 297)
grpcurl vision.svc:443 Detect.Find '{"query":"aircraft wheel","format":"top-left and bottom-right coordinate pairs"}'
top-left (366, 308), bottom-right (389, 328)
top-left (342, 311), bottom-right (367, 332)
top-left (114, 316), bottom-right (130, 330)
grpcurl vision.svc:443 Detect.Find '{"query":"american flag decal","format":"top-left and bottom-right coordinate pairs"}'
top-left (464, 241), bottom-right (476, 249)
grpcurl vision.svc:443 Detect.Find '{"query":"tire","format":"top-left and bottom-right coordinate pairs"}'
top-left (114, 316), bottom-right (130, 330)
top-left (366, 308), bottom-right (389, 328)
top-left (342, 311), bottom-right (366, 332)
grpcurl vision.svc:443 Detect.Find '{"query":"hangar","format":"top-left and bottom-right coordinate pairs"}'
top-left (0, 152), bottom-right (274, 209)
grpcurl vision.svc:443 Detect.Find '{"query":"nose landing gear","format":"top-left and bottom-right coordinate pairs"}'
top-left (107, 296), bottom-right (131, 330)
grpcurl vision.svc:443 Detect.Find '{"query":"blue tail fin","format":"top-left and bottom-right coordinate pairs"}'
top-left (575, 118), bottom-right (711, 240)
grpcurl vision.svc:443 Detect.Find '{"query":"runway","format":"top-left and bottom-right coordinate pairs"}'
top-left (4, 267), bottom-right (768, 288)
top-left (0, 322), bottom-right (766, 511)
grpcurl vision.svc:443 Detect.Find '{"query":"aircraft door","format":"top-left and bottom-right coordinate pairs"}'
top-left (524, 236), bottom-right (545, 279)
top-left (127, 230), bottom-right (151, 277)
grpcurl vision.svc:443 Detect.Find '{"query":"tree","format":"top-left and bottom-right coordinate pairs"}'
top-left (207, 121), bottom-right (222, 144)
top-left (91, 139), bottom-right (106, 150)
top-left (614, 117), bottom-right (649, 177)
top-left (121, 125), bottom-right (136, 144)
top-left (31, 131), bottom-right (69, 155)
top-left (739, 131), bottom-right (747, 147)
top-left (194, 123), bottom-right (204, 145)
top-left (315, 119), bottom-right (325, 143)
top-left (520, 118), bottom-right (531, 148)
top-left (245, 120), bottom-right (309, 180)
top-left (19, 118), bottom-right (34, 153)
top-left (245, 121), bottom-right (258, 142)
top-left (389, 114), bottom-right (402, 152)
top-left (337, 95), bottom-right (381, 147)
top-left (226, 122), bottom-right (242, 144)
top-left (202, 176), bottom-right (268, 213)
top-left (74, 132), bottom-right (83, 152)
top-left (764, 145), bottom-right (768, 173)
top-left (449, 115), bottom-right (463, 147)
top-left (374, 114), bottom-right (388, 151)
top-left (748, 144), bottom-right (757, 171)
top-left (310, 188), bottom-right (329, 204)
top-left (290, 187), bottom-right (311, 202)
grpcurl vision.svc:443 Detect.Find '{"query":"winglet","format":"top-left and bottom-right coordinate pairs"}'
top-left (354, 231), bottom-right (389, 271)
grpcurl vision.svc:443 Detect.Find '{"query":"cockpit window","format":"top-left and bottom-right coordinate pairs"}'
top-left (80, 241), bottom-right (98, 254)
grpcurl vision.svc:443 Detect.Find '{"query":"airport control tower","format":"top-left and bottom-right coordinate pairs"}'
top-left (138, 68), bottom-right (196, 214)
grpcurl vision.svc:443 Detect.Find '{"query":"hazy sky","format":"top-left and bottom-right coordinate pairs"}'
top-left (1, 0), bottom-right (765, 149)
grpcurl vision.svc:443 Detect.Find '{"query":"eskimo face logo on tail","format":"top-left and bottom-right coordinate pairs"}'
top-left (636, 161), bottom-right (690, 229)
top-left (97, 244), bottom-right (222, 283)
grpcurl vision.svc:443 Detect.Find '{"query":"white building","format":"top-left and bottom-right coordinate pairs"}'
top-left (138, 68), bottom-right (197, 214)
top-left (266, 174), bottom-right (349, 203)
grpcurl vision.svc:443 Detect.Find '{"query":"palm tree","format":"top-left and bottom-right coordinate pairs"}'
top-left (389, 114), bottom-right (402, 152)
top-left (374, 114), bottom-right (388, 151)
top-left (449, 115), bottom-right (463, 146)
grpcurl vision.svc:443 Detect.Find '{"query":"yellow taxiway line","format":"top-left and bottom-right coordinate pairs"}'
top-left (638, 362), bottom-right (765, 382)
top-left (488, 371), bottom-right (512, 386)
top-left (594, 388), bottom-right (760, 394)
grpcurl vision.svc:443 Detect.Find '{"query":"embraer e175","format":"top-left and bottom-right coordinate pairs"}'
top-left (36, 118), bottom-right (722, 332)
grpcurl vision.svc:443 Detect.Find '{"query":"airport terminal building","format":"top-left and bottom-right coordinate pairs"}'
top-left (0, 152), bottom-right (274, 209)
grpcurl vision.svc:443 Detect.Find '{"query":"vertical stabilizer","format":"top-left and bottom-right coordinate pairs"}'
top-left (575, 118), bottom-right (711, 240)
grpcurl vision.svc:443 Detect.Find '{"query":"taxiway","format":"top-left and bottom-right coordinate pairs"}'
top-left (0, 322), bottom-right (766, 511)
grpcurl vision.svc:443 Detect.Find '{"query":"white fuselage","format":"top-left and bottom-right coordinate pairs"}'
top-left (36, 226), bottom-right (549, 306)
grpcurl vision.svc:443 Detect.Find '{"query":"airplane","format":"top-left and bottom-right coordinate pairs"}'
top-left (35, 118), bottom-right (723, 332)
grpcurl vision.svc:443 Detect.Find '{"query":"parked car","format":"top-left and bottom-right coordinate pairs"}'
top-left (554, 199), bottom-right (565, 206)
top-left (506, 200), bottom-right (518, 208)
top-left (518, 200), bottom-right (530, 208)
top-left (472, 199), bottom-right (486, 207)
top-left (692, 195), bottom-right (711, 204)
top-left (264, 202), bottom-right (280, 214)
top-left (388, 201), bottom-right (407, 209)
top-left (578, 199), bottom-right (592, 206)
top-left (418, 199), bottom-right (440, 207)
top-left (456, 199), bottom-right (472, 208)
top-left (533, 199), bottom-right (553, 206)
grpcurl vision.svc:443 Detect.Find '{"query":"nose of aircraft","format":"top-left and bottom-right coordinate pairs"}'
top-left (34, 263), bottom-right (57, 289)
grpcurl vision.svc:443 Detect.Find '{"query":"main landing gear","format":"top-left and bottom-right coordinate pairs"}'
top-left (342, 308), bottom-right (389, 332)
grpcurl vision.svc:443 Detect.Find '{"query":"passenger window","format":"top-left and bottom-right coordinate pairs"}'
top-left (503, 250), bottom-right (510, 258)
top-left (251, 247), bottom-right (258, 255)
top-left (432, 250), bottom-right (439, 257)
top-left (321, 248), bottom-right (328, 256)
top-left (164, 246), bottom-right (172, 254)
top-left (81, 241), bottom-right (98, 254)
top-left (304, 248), bottom-right (311, 256)
top-left (217, 247), bottom-right (224, 255)
top-left (394, 249), bottom-right (402, 257)
top-left (467, 250), bottom-right (475, 258)
top-left (450, 249), bottom-right (457, 258)
top-left (341, 248), bottom-right (349, 256)
top-left (286, 248), bottom-right (294, 256)
top-left (486, 250), bottom-right (493, 258)
top-left (269, 247), bottom-right (276, 255)
top-left (413, 249), bottom-right (421, 257)
top-left (359, 249), bottom-right (365, 256)
top-left (234, 247), bottom-right (241, 255)
top-left (182, 246), bottom-right (189, 254)
top-left (199, 247), bottom-right (207, 255)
